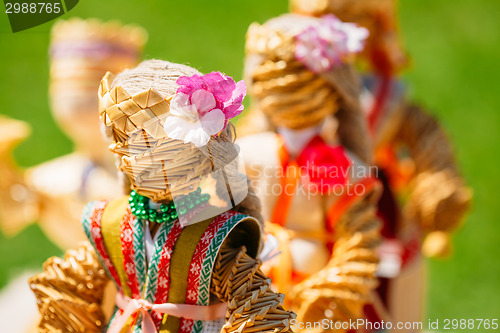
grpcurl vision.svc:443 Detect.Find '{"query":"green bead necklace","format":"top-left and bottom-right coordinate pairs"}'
top-left (129, 188), bottom-right (210, 224)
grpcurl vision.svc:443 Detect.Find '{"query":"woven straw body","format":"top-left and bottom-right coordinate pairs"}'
top-left (30, 235), bottom-right (295, 333)
top-left (288, 189), bottom-right (382, 333)
top-left (212, 245), bottom-right (295, 333)
top-left (29, 58), bottom-right (280, 333)
top-left (288, 1), bottom-right (470, 253)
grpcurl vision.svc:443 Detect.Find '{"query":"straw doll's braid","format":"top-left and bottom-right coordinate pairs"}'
top-left (212, 245), bottom-right (294, 333)
top-left (396, 104), bottom-right (471, 247)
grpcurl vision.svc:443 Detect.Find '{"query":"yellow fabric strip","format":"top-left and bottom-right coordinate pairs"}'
top-left (101, 196), bottom-right (132, 297)
top-left (159, 218), bottom-right (213, 333)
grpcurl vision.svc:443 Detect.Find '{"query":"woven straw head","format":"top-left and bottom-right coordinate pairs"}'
top-left (290, 0), bottom-right (406, 74)
top-left (49, 18), bottom-right (147, 153)
top-left (98, 60), bottom-right (218, 202)
top-left (245, 20), bottom-right (338, 129)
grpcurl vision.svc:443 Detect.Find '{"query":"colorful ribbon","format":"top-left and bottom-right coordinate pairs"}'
top-left (108, 292), bottom-right (228, 333)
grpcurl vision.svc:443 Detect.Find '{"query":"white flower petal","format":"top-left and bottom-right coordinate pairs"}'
top-left (200, 109), bottom-right (225, 135)
top-left (164, 114), bottom-right (213, 147)
top-left (191, 89), bottom-right (216, 114)
top-left (169, 93), bottom-right (191, 117)
top-left (163, 116), bottom-right (191, 141)
top-left (184, 124), bottom-right (211, 147)
top-left (340, 23), bottom-right (369, 53)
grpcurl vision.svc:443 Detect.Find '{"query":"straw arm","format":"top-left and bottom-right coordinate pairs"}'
top-left (29, 241), bottom-right (109, 333)
top-left (0, 116), bottom-right (39, 235)
top-left (396, 103), bottom-right (471, 234)
top-left (212, 245), bottom-right (296, 333)
top-left (289, 192), bottom-right (382, 333)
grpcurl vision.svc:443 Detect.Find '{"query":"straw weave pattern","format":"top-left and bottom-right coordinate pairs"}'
top-left (212, 245), bottom-right (296, 333)
top-left (29, 242), bottom-right (109, 333)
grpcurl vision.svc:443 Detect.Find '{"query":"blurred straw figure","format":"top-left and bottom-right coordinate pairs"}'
top-left (0, 18), bottom-right (147, 250)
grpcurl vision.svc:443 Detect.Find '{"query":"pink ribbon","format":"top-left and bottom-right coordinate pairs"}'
top-left (108, 292), bottom-right (228, 333)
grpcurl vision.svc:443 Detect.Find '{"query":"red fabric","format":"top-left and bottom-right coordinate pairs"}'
top-left (120, 207), bottom-right (141, 298)
top-left (296, 136), bottom-right (351, 193)
top-left (401, 235), bottom-right (421, 268)
top-left (271, 135), bottom-right (351, 226)
top-left (368, 75), bottom-right (392, 134)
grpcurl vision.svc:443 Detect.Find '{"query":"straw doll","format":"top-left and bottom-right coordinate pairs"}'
top-left (287, 2), bottom-right (472, 328)
top-left (0, 18), bottom-right (147, 249)
top-left (29, 60), bottom-right (295, 333)
top-left (238, 14), bottom-right (383, 331)
top-left (290, 0), bottom-right (472, 259)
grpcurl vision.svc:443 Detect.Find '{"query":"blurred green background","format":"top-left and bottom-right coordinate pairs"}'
top-left (0, 0), bottom-right (499, 329)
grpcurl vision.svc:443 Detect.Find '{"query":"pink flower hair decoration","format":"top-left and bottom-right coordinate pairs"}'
top-left (295, 14), bottom-right (369, 73)
top-left (163, 72), bottom-right (246, 147)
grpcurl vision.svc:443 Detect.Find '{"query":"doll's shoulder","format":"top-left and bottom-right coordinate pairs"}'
top-left (81, 196), bottom-right (129, 228)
